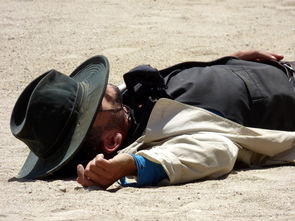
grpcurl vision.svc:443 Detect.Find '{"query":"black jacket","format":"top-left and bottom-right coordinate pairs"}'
top-left (122, 57), bottom-right (295, 145)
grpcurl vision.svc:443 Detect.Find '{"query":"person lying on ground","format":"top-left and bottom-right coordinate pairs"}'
top-left (10, 50), bottom-right (295, 189)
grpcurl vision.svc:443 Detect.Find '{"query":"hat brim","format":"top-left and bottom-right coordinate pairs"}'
top-left (17, 55), bottom-right (109, 179)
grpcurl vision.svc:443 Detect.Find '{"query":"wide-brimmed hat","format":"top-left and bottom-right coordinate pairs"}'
top-left (10, 55), bottom-right (109, 179)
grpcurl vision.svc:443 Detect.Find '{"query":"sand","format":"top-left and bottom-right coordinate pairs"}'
top-left (0, 0), bottom-right (295, 220)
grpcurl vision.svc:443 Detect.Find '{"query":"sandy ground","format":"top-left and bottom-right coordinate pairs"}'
top-left (1, 0), bottom-right (295, 220)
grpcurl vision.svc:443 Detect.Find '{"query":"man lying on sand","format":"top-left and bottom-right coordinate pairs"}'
top-left (11, 50), bottom-right (295, 189)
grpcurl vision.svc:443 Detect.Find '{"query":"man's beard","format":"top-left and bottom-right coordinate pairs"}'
top-left (78, 84), bottom-right (125, 163)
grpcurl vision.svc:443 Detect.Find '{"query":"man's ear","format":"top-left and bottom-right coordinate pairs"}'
top-left (102, 132), bottom-right (123, 154)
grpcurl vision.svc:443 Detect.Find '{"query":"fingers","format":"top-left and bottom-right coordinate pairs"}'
top-left (76, 164), bottom-right (96, 187)
top-left (76, 153), bottom-right (115, 189)
top-left (76, 164), bottom-right (85, 184)
top-left (269, 53), bottom-right (284, 61)
top-left (231, 50), bottom-right (284, 62)
top-left (85, 154), bottom-right (111, 173)
top-left (83, 155), bottom-right (113, 188)
top-left (83, 169), bottom-right (109, 189)
top-left (94, 154), bottom-right (112, 170)
top-left (77, 153), bottom-right (127, 189)
top-left (255, 51), bottom-right (284, 61)
top-left (90, 162), bottom-right (111, 179)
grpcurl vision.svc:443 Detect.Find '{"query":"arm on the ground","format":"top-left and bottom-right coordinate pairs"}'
top-left (76, 153), bottom-right (168, 189)
top-left (76, 153), bottom-right (137, 189)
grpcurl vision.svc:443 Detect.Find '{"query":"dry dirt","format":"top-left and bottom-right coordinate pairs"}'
top-left (0, 0), bottom-right (295, 220)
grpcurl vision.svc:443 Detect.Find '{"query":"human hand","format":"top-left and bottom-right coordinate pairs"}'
top-left (76, 153), bottom-right (137, 189)
top-left (231, 50), bottom-right (284, 62)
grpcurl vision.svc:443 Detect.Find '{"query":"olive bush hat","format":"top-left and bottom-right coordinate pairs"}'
top-left (10, 55), bottom-right (109, 179)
